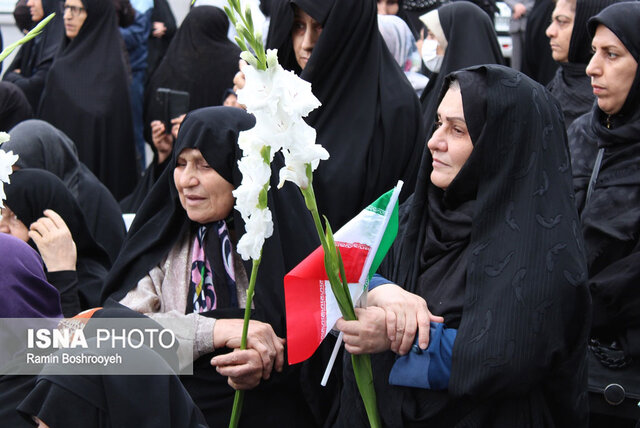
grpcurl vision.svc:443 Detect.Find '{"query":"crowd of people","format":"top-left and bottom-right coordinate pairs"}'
top-left (1, 0), bottom-right (639, 426)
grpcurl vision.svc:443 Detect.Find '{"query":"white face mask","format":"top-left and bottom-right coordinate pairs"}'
top-left (421, 38), bottom-right (444, 73)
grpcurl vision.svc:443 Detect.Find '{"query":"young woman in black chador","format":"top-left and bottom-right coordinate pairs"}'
top-left (336, 65), bottom-right (590, 427)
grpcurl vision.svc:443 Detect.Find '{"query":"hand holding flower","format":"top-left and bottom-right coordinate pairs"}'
top-left (212, 348), bottom-right (266, 390)
top-left (336, 307), bottom-right (392, 355)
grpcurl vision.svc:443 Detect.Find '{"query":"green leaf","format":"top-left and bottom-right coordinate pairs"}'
top-left (260, 146), bottom-right (271, 164)
top-left (234, 36), bottom-right (248, 52)
top-left (245, 6), bottom-right (254, 32)
top-left (258, 183), bottom-right (269, 209)
top-left (351, 354), bottom-right (382, 428)
top-left (224, 6), bottom-right (236, 25)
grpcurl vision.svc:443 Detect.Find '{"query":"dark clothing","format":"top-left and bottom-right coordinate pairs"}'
top-left (119, 156), bottom-right (170, 213)
top-left (267, 0), bottom-right (425, 230)
top-left (522, 0), bottom-right (557, 85)
top-left (3, 0), bottom-right (64, 111)
top-left (144, 6), bottom-right (241, 143)
top-left (546, 0), bottom-right (620, 128)
top-left (418, 2), bottom-right (504, 134)
top-left (5, 119), bottom-right (126, 264)
top-left (338, 65), bottom-right (590, 427)
top-left (102, 107), bottom-right (319, 427)
top-left (0, 81), bottom-right (33, 131)
top-left (4, 169), bottom-right (111, 310)
top-left (146, 0), bottom-right (177, 78)
top-left (38, 0), bottom-right (138, 200)
top-left (566, 2), bottom-right (640, 357)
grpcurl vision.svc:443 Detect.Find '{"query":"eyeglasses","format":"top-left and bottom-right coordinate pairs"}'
top-left (63, 5), bottom-right (85, 17)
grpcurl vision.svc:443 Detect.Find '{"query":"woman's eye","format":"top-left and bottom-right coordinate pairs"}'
top-left (434, 121), bottom-right (442, 129)
top-left (606, 51), bottom-right (618, 58)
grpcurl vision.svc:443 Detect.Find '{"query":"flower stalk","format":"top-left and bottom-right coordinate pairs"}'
top-left (0, 13), bottom-right (56, 63)
top-left (300, 167), bottom-right (381, 428)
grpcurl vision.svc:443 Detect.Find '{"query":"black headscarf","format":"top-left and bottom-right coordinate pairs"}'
top-left (567, 2), bottom-right (640, 356)
top-left (418, 1), bottom-right (504, 135)
top-left (338, 65), bottom-right (590, 427)
top-left (4, 169), bottom-right (111, 309)
top-left (546, 0), bottom-right (620, 128)
top-left (267, 0), bottom-right (424, 230)
top-left (2, 0), bottom-right (64, 111)
top-left (16, 342), bottom-right (208, 428)
top-left (5, 120), bottom-right (126, 263)
top-left (0, 82), bottom-right (33, 132)
top-left (102, 106), bottom-right (319, 427)
top-left (522, 0), bottom-right (558, 85)
top-left (37, 0), bottom-right (138, 200)
top-left (144, 6), bottom-right (241, 142)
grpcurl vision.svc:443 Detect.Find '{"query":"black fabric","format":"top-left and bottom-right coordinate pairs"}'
top-left (338, 65), bottom-right (590, 427)
top-left (567, 2), bottom-right (640, 359)
top-left (522, 0), bottom-right (558, 85)
top-left (418, 1), bottom-right (504, 135)
top-left (0, 81), bottom-right (33, 131)
top-left (5, 120), bottom-right (125, 264)
top-left (267, 0), bottom-right (424, 230)
top-left (2, 0), bottom-right (64, 111)
top-left (102, 106), bottom-right (320, 427)
top-left (16, 342), bottom-right (208, 428)
top-left (146, 0), bottom-right (177, 78)
top-left (144, 6), bottom-right (241, 143)
top-left (37, 0), bottom-right (138, 200)
top-left (119, 155), bottom-right (169, 213)
top-left (4, 169), bottom-right (111, 310)
top-left (546, 0), bottom-right (620, 128)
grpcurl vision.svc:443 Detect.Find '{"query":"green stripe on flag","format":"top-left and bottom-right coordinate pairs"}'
top-left (369, 200), bottom-right (398, 279)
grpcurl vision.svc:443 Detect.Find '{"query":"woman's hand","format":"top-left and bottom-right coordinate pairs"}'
top-left (170, 114), bottom-right (186, 141)
top-left (211, 348), bottom-right (264, 390)
top-left (150, 120), bottom-right (173, 164)
top-left (28, 210), bottom-right (77, 272)
top-left (368, 283), bottom-right (444, 355)
top-left (152, 21), bottom-right (167, 38)
top-left (232, 60), bottom-right (247, 92)
top-left (336, 307), bottom-right (391, 355)
top-left (212, 319), bottom-right (285, 381)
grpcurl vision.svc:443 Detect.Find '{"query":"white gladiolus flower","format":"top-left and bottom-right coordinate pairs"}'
top-left (236, 208), bottom-right (274, 261)
top-left (0, 145), bottom-right (19, 209)
top-left (0, 132), bottom-right (9, 144)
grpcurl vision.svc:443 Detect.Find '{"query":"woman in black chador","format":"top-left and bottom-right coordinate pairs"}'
top-left (267, 0), bottom-right (425, 230)
top-left (567, 3), bottom-right (640, 423)
top-left (335, 65), bottom-right (590, 427)
top-left (545, 0), bottom-right (619, 128)
top-left (38, 0), bottom-right (138, 200)
top-left (101, 107), bottom-right (320, 427)
top-left (2, 0), bottom-right (63, 111)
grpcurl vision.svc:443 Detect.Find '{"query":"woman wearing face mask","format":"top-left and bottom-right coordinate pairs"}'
top-left (566, 3), bottom-right (640, 424)
top-left (335, 64), bottom-right (590, 427)
top-left (418, 1), bottom-right (504, 134)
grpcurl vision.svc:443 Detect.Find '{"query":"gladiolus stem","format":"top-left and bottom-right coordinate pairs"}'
top-left (229, 256), bottom-right (262, 428)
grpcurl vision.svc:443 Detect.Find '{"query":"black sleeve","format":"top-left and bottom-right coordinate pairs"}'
top-left (46, 270), bottom-right (82, 317)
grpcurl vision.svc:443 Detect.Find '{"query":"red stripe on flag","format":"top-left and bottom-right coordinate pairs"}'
top-left (285, 277), bottom-right (325, 364)
top-left (286, 242), bottom-right (370, 282)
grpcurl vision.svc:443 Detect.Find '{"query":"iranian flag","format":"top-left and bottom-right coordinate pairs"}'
top-left (285, 182), bottom-right (403, 364)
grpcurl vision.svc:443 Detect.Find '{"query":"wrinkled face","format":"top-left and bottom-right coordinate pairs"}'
top-left (377, 0), bottom-right (399, 15)
top-left (586, 24), bottom-right (638, 115)
top-left (26, 0), bottom-right (44, 22)
top-left (173, 148), bottom-right (235, 224)
top-left (291, 6), bottom-right (323, 70)
top-left (0, 206), bottom-right (30, 242)
top-left (63, 0), bottom-right (87, 40)
top-left (545, 0), bottom-right (575, 63)
top-left (427, 88), bottom-right (473, 190)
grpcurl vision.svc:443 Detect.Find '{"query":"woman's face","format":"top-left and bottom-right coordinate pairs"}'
top-left (426, 30), bottom-right (445, 56)
top-left (174, 148), bottom-right (235, 224)
top-left (63, 0), bottom-right (87, 40)
top-left (545, 0), bottom-right (575, 63)
top-left (586, 24), bottom-right (638, 115)
top-left (427, 87), bottom-right (473, 190)
top-left (291, 6), bottom-right (323, 70)
top-left (26, 0), bottom-right (44, 22)
top-left (0, 206), bottom-right (30, 242)
top-left (377, 0), bottom-right (399, 15)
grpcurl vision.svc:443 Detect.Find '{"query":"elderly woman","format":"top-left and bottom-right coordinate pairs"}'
top-left (1, 169), bottom-right (111, 314)
top-left (335, 65), bottom-right (590, 427)
top-left (101, 107), bottom-right (319, 427)
top-left (38, 0), bottom-right (137, 200)
top-left (566, 2), bottom-right (640, 424)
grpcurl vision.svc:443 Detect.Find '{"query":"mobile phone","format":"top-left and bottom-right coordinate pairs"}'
top-left (155, 88), bottom-right (190, 132)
